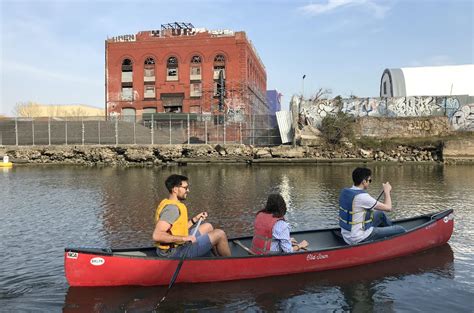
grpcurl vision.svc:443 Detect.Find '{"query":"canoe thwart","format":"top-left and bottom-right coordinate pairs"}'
top-left (233, 240), bottom-right (256, 255)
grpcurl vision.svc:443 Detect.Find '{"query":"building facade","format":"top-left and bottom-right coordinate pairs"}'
top-left (266, 90), bottom-right (282, 114)
top-left (106, 23), bottom-right (268, 121)
top-left (380, 64), bottom-right (474, 97)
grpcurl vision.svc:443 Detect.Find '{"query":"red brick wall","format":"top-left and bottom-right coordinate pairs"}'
top-left (106, 30), bottom-right (267, 119)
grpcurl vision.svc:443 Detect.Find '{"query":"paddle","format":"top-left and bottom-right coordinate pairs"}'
top-left (370, 189), bottom-right (384, 210)
top-left (155, 217), bottom-right (203, 308)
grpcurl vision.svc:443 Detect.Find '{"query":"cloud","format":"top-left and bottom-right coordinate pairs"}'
top-left (299, 0), bottom-right (390, 19)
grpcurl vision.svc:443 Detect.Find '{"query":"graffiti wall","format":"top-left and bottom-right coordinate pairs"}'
top-left (297, 95), bottom-right (474, 131)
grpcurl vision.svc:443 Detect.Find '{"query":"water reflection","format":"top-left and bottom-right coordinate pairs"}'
top-left (96, 163), bottom-right (462, 248)
top-left (1, 164), bottom-right (473, 312)
top-left (64, 244), bottom-right (454, 312)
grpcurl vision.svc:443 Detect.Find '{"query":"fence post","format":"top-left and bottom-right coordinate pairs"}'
top-left (267, 114), bottom-right (270, 146)
top-left (98, 120), bottom-right (101, 145)
top-left (444, 97), bottom-right (448, 116)
top-left (32, 119), bottom-right (35, 146)
top-left (15, 117), bottom-right (18, 146)
top-left (81, 117), bottom-right (85, 145)
top-left (239, 122), bottom-right (242, 145)
top-left (133, 120), bottom-right (136, 145)
top-left (216, 117), bottom-right (219, 144)
top-left (169, 114), bottom-right (172, 144)
top-left (115, 118), bottom-right (118, 146)
top-left (48, 117), bottom-right (51, 146)
top-left (223, 114), bottom-right (226, 145)
top-left (65, 117), bottom-right (68, 145)
top-left (151, 114), bottom-right (154, 145)
top-left (252, 114), bottom-right (255, 145)
top-left (205, 120), bottom-right (208, 144)
top-left (187, 113), bottom-right (190, 145)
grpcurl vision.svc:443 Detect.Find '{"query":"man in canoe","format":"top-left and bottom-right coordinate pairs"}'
top-left (339, 167), bottom-right (406, 245)
top-left (152, 174), bottom-right (231, 257)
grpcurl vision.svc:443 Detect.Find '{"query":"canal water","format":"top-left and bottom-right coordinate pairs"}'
top-left (0, 163), bottom-right (473, 312)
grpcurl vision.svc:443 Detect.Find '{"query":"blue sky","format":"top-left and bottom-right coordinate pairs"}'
top-left (1, 0), bottom-right (472, 115)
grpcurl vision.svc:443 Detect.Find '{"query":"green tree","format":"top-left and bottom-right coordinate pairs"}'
top-left (319, 111), bottom-right (355, 145)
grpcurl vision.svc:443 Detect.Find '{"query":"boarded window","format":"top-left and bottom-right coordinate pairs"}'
top-left (144, 85), bottom-right (155, 99)
top-left (190, 83), bottom-right (202, 97)
top-left (121, 87), bottom-right (133, 101)
top-left (122, 108), bottom-right (136, 122)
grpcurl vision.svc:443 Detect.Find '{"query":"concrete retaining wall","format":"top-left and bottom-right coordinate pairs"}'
top-left (354, 116), bottom-right (452, 138)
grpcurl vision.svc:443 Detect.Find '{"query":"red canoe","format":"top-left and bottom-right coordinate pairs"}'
top-left (64, 209), bottom-right (454, 287)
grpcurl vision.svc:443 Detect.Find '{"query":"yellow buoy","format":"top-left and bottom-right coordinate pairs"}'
top-left (1, 156), bottom-right (13, 168)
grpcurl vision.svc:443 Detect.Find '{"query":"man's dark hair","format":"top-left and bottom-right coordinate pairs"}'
top-left (352, 167), bottom-right (372, 185)
top-left (165, 174), bottom-right (188, 193)
top-left (258, 193), bottom-right (287, 218)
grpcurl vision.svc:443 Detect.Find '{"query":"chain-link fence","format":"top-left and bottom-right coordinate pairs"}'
top-left (0, 114), bottom-right (281, 146)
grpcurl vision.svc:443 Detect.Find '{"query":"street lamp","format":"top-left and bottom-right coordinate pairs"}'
top-left (302, 74), bottom-right (306, 98)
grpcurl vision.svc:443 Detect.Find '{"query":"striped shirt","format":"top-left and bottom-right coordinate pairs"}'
top-left (270, 220), bottom-right (293, 253)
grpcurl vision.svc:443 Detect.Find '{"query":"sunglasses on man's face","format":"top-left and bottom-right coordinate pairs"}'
top-left (366, 178), bottom-right (372, 183)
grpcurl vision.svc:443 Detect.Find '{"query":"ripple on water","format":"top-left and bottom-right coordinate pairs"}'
top-left (374, 273), bottom-right (473, 312)
top-left (1, 164), bottom-right (473, 312)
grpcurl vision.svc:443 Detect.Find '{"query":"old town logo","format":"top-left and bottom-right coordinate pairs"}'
top-left (306, 253), bottom-right (329, 261)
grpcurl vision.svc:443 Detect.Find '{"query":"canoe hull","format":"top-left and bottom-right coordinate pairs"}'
top-left (65, 210), bottom-right (454, 286)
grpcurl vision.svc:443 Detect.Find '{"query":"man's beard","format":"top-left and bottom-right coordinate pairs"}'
top-left (178, 195), bottom-right (187, 201)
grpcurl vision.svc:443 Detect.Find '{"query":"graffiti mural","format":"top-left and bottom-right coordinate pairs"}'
top-left (295, 95), bottom-right (474, 131)
top-left (451, 103), bottom-right (474, 130)
top-left (224, 97), bottom-right (246, 122)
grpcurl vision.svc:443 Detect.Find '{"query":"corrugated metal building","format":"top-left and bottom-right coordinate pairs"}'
top-left (380, 64), bottom-right (474, 97)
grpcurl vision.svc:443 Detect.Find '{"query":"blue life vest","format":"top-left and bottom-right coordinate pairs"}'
top-left (339, 188), bottom-right (373, 231)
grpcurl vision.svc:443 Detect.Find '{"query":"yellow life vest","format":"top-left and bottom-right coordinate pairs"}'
top-left (154, 199), bottom-right (189, 250)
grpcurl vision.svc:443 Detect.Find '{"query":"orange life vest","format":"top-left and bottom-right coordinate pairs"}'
top-left (154, 199), bottom-right (189, 250)
top-left (251, 212), bottom-right (283, 255)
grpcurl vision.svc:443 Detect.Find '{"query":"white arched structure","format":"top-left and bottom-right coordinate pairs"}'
top-left (380, 64), bottom-right (474, 97)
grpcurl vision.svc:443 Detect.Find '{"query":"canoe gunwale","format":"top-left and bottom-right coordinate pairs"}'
top-left (64, 209), bottom-right (453, 260)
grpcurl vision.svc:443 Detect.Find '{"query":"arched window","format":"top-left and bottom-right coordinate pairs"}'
top-left (144, 57), bottom-right (155, 80)
top-left (191, 55), bottom-right (201, 64)
top-left (213, 54), bottom-right (225, 79)
top-left (121, 59), bottom-right (133, 101)
top-left (190, 55), bottom-right (202, 82)
top-left (213, 55), bottom-right (226, 100)
top-left (144, 57), bottom-right (156, 99)
top-left (122, 59), bottom-right (133, 72)
top-left (214, 54), bottom-right (225, 65)
top-left (166, 56), bottom-right (178, 81)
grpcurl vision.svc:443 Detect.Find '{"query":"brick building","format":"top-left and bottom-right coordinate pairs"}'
top-left (105, 23), bottom-right (268, 122)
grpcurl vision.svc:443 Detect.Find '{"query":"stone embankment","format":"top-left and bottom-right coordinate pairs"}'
top-left (0, 144), bottom-right (446, 166)
top-left (443, 138), bottom-right (474, 164)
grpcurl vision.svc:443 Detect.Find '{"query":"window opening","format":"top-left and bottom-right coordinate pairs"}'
top-left (144, 57), bottom-right (155, 80)
top-left (167, 56), bottom-right (178, 81)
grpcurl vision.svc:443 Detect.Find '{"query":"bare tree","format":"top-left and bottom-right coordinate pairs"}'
top-left (67, 107), bottom-right (87, 118)
top-left (13, 101), bottom-right (43, 117)
top-left (310, 88), bottom-right (332, 101)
